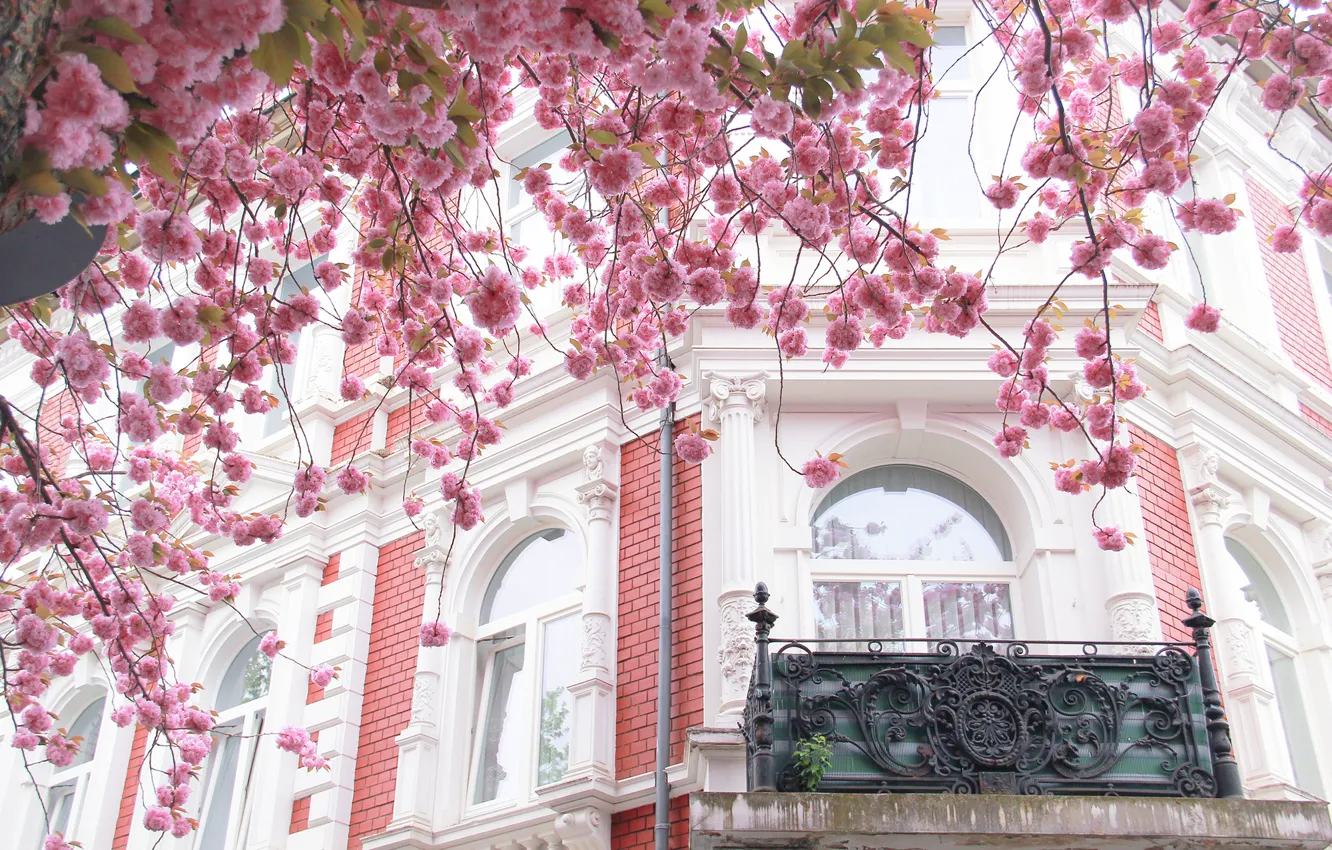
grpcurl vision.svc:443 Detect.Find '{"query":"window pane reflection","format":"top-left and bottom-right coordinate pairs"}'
top-left (474, 642), bottom-right (528, 804)
top-left (922, 582), bottom-right (1013, 640)
top-left (537, 614), bottom-right (580, 786)
top-left (814, 581), bottom-right (904, 651)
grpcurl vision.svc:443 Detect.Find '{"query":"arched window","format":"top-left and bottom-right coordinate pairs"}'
top-left (196, 633), bottom-right (272, 850)
top-left (41, 696), bottom-right (105, 844)
top-left (470, 529), bottom-right (583, 808)
top-left (809, 465), bottom-right (1015, 647)
top-left (1223, 538), bottom-right (1322, 798)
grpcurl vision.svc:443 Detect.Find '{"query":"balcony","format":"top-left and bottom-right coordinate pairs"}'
top-left (690, 584), bottom-right (1332, 850)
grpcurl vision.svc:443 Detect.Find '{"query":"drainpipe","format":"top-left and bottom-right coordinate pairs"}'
top-left (654, 383), bottom-right (675, 850)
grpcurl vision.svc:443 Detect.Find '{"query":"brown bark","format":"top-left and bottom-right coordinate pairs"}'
top-left (0, 0), bottom-right (58, 235)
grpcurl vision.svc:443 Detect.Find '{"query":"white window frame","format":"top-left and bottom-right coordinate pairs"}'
top-left (194, 645), bottom-right (270, 850)
top-left (465, 590), bottom-right (581, 816)
top-left (39, 696), bottom-right (106, 846)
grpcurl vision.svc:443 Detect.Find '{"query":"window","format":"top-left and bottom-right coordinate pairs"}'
top-left (809, 465), bottom-right (1016, 646)
top-left (1222, 539), bottom-right (1322, 798)
top-left (909, 25), bottom-right (981, 222)
top-left (470, 529), bottom-right (583, 807)
top-left (262, 260), bottom-right (322, 437)
top-left (196, 634), bottom-right (272, 850)
top-left (40, 696), bottom-right (105, 845)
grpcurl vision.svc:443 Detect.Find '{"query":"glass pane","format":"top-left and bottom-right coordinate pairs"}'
top-left (507, 131), bottom-right (577, 208)
top-left (481, 530), bottom-right (583, 624)
top-left (198, 727), bottom-right (242, 850)
top-left (908, 97), bottom-right (980, 220)
top-left (46, 783), bottom-right (76, 842)
top-left (217, 634), bottom-right (272, 710)
top-left (1223, 539), bottom-right (1292, 633)
top-left (1267, 646), bottom-right (1324, 798)
top-left (537, 614), bottom-right (580, 786)
top-left (922, 582), bottom-right (1014, 640)
top-left (813, 581), bottom-right (904, 650)
top-left (932, 26), bottom-right (969, 79)
top-left (812, 466), bottom-right (1010, 561)
top-left (474, 642), bottom-right (528, 804)
top-left (63, 697), bottom-right (105, 770)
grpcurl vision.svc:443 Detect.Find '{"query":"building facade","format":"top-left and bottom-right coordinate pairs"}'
top-left (5, 8), bottom-right (1332, 850)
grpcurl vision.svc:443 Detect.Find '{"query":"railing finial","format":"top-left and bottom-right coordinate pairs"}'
top-left (745, 581), bottom-right (777, 791)
top-left (1182, 588), bottom-right (1243, 799)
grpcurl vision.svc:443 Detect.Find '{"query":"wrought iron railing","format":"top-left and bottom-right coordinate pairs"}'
top-left (742, 584), bottom-right (1243, 798)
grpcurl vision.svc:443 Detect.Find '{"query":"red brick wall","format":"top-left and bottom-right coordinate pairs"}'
top-left (289, 795), bottom-right (311, 833)
top-left (35, 389), bottom-right (77, 475)
top-left (1301, 402), bottom-right (1332, 439)
top-left (314, 610), bottom-right (334, 643)
top-left (331, 410), bottom-right (375, 465)
top-left (616, 418), bottom-right (705, 779)
top-left (322, 553), bottom-right (341, 585)
top-left (347, 532), bottom-right (425, 849)
top-left (611, 796), bottom-right (690, 850)
top-left (1130, 425), bottom-right (1205, 644)
top-left (1249, 178), bottom-right (1332, 390)
top-left (1138, 300), bottom-right (1163, 343)
top-left (111, 725), bottom-right (149, 850)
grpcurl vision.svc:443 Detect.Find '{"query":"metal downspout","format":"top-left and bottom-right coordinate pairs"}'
top-left (654, 393), bottom-right (675, 850)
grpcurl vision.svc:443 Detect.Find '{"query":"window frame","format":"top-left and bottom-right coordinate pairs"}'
top-left (466, 592), bottom-right (581, 814)
top-left (39, 696), bottom-right (106, 846)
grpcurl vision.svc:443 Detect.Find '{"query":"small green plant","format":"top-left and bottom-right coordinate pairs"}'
top-left (790, 734), bottom-right (833, 791)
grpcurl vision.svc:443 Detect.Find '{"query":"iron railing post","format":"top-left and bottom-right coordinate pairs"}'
top-left (1183, 587), bottom-right (1244, 799)
top-left (746, 582), bottom-right (778, 792)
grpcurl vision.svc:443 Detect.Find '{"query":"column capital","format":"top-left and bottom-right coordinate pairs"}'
top-left (1189, 484), bottom-right (1231, 526)
top-left (702, 370), bottom-right (768, 423)
top-left (576, 481), bottom-right (618, 521)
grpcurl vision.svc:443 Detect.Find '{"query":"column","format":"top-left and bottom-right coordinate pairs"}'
top-left (1189, 482), bottom-right (1296, 794)
top-left (249, 556), bottom-right (324, 849)
top-left (390, 509), bottom-right (450, 832)
top-left (703, 371), bottom-right (767, 716)
top-left (566, 443), bottom-right (619, 783)
top-left (1099, 485), bottom-right (1164, 651)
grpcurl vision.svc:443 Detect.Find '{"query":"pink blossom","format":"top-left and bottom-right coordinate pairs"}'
top-left (420, 621), bottom-right (453, 647)
top-left (675, 432), bottom-right (712, 464)
top-left (750, 97), bottom-right (794, 138)
top-left (801, 457), bottom-right (841, 489)
top-left (259, 631), bottom-right (283, 659)
top-left (1185, 302), bottom-right (1221, 333)
top-left (1271, 225), bottom-right (1302, 254)
top-left (336, 464), bottom-right (369, 495)
top-left (985, 179), bottom-right (1021, 210)
top-left (309, 665), bottom-right (337, 688)
top-left (588, 148), bottom-right (642, 196)
top-left (1095, 526), bottom-right (1128, 551)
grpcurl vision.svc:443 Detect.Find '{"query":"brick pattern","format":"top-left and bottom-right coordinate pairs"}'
top-left (385, 395), bottom-right (429, 454)
top-left (1300, 402), bottom-right (1332, 439)
top-left (1248, 178), bottom-right (1332, 390)
top-left (35, 389), bottom-right (77, 476)
top-left (307, 679), bottom-right (325, 705)
top-left (322, 553), bottom-right (341, 585)
top-left (1139, 300), bottom-right (1164, 342)
top-left (289, 795), bottom-right (311, 833)
top-left (616, 418), bottom-right (705, 779)
top-left (331, 410), bottom-right (375, 465)
top-left (1130, 425), bottom-right (1205, 644)
top-left (314, 610), bottom-right (334, 643)
top-left (611, 797), bottom-right (690, 850)
top-left (347, 532), bottom-right (425, 849)
top-left (112, 725), bottom-right (150, 850)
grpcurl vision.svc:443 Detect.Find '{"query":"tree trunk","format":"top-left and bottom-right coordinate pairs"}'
top-left (0, 0), bottom-right (58, 235)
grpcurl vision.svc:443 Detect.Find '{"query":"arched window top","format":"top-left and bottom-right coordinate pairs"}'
top-left (812, 464), bottom-right (1012, 561)
top-left (481, 529), bottom-right (583, 625)
top-left (1224, 538), bottom-right (1292, 633)
top-left (62, 697), bottom-right (105, 771)
top-left (216, 634), bottom-right (272, 711)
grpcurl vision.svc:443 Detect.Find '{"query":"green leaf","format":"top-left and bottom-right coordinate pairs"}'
top-left (124, 121), bottom-right (180, 180)
top-left (60, 167), bottom-right (109, 197)
top-left (443, 140), bottom-right (465, 168)
top-left (21, 170), bottom-right (64, 197)
top-left (454, 120), bottom-right (478, 149)
top-left (801, 85), bottom-right (822, 120)
top-left (330, 0), bottom-right (365, 42)
top-left (252, 26), bottom-right (298, 86)
top-left (448, 91), bottom-right (483, 123)
top-left (287, 0), bottom-right (330, 23)
top-left (587, 129), bottom-right (619, 145)
top-left (86, 17), bottom-right (146, 45)
top-left (639, 0), bottom-right (675, 19)
top-left (318, 11), bottom-right (345, 55)
top-left (733, 23), bottom-right (748, 55)
top-left (629, 142), bottom-right (661, 168)
top-left (76, 45), bottom-right (138, 93)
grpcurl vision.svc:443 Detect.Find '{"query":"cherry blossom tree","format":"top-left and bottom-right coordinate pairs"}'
top-left (2, 0), bottom-right (1331, 845)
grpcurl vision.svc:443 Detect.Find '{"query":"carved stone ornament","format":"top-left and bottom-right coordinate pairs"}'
top-left (1315, 565), bottom-right (1332, 600)
top-left (703, 371), bottom-right (767, 424)
top-left (1188, 484), bottom-right (1231, 524)
top-left (414, 509), bottom-right (451, 574)
top-left (1220, 620), bottom-right (1257, 676)
top-left (580, 613), bottom-right (611, 671)
top-left (311, 330), bottom-right (345, 403)
top-left (719, 595), bottom-right (758, 708)
top-left (582, 444), bottom-right (605, 482)
top-left (410, 674), bottom-right (436, 725)
top-left (1107, 597), bottom-right (1158, 653)
top-left (576, 481), bottom-right (618, 521)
